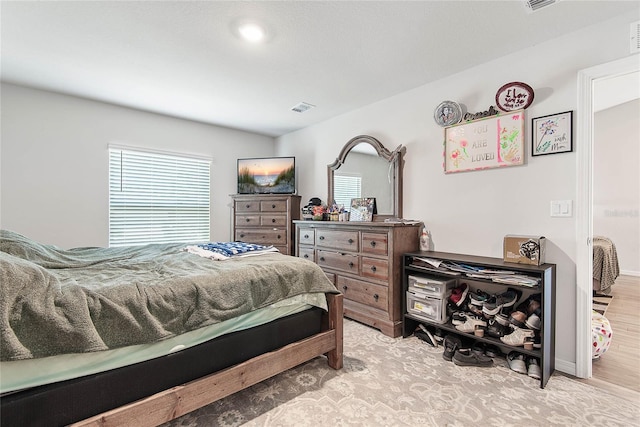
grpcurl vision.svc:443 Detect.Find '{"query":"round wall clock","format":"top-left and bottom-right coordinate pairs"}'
top-left (434, 100), bottom-right (463, 127)
top-left (495, 82), bottom-right (534, 112)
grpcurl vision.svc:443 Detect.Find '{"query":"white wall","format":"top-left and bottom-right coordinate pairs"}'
top-left (0, 83), bottom-right (275, 248)
top-left (594, 99), bottom-right (640, 275)
top-left (276, 13), bottom-right (638, 372)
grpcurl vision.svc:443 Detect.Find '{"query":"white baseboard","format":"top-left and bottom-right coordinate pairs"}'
top-left (620, 270), bottom-right (640, 277)
top-left (555, 358), bottom-right (577, 377)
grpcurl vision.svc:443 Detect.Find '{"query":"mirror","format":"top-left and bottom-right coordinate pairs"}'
top-left (328, 135), bottom-right (405, 220)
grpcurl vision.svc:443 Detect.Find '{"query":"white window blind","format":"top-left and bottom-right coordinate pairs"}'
top-left (109, 147), bottom-right (211, 247)
top-left (333, 173), bottom-right (362, 212)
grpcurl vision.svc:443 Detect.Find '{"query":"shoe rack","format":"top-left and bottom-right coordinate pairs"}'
top-left (401, 251), bottom-right (556, 389)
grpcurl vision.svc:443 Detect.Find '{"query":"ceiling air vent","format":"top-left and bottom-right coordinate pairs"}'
top-left (523, 0), bottom-right (557, 13)
top-left (291, 102), bottom-right (315, 113)
top-left (631, 21), bottom-right (640, 54)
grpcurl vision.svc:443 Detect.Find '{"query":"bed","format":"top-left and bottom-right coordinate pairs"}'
top-left (592, 236), bottom-right (620, 294)
top-left (0, 230), bottom-right (343, 426)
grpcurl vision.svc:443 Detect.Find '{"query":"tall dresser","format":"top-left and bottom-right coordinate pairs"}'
top-left (232, 194), bottom-right (301, 255)
top-left (294, 220), bottom-right (421, 337)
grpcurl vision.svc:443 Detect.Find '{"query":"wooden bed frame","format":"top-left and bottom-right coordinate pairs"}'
top-left (69, 293), bottom-right (343, 427)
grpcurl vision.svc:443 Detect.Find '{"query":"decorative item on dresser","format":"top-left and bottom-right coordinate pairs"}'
top-left (232, 194), bottom-right (301, 255)
top-left (295, 220), bottom-right (421, 338)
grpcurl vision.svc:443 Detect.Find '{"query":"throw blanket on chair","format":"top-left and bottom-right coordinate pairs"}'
top-left (593, 236), bottom-right (620, 294)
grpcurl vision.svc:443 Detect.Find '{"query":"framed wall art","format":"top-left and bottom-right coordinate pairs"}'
top-left (349, 197), bottom-right (376, 222)
top-left (443, 110), bottom-right (525, 173)
top-left (531, 111), bottom-right (573, 156)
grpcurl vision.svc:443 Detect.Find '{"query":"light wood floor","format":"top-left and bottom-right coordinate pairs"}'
top-left (590, 275), bottom-right (640, 394)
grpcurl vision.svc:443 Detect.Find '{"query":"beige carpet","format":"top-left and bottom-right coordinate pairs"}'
top-left (163, 319), bottom-right (639, 427)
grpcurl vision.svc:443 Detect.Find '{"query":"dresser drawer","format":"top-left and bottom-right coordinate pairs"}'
top-left (297, 246), bottom-right (315, 262)
top-left (236, 215), bottom-right (260, 227)
top-left (316, 230), bottom-right (359, 251)
top-left (261, 215), bottom-right (286, 226)
top-left (362, 232), bottom-right (388, 256)
top-left (338, 276), bottom-right (388, 312)
top-left (322, 269), bottom-right (336, 285)
top-left (235, 201), bottom-right (260, 212)
top-left (361, 257), bottom-right (389, 281)
top-left (298, 228), bottom-right (315, 245)
top-left (235, 229), bottom-right (286, 245)
top-left (317, 250), bottom-right (359, 275)
top-left (260, 200), bottom-right (287, 212)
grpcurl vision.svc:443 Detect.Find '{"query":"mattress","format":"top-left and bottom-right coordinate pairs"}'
top-left (0, 292), bottom-right (326, 394)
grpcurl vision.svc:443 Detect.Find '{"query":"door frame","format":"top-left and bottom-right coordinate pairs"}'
top-left (575, 55), bottom-right (639, 379)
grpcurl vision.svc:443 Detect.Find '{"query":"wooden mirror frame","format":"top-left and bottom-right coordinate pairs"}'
top-left (328, 135), bottom-right (405, 220)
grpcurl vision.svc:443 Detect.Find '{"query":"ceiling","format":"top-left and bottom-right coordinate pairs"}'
top-left (1, 1), bottom-right (638, 137)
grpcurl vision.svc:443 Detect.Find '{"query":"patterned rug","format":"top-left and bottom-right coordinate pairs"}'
top-left (593, 294), bottom-right (614, 315)
top-left (163, 319), bottom-right (639, 427)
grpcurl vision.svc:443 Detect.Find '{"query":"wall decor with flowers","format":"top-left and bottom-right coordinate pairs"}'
top-left (531, 110), bottom-right (573, 156)
top-left (443, 110), bottom-right (525, 173)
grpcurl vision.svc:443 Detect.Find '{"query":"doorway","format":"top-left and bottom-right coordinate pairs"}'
top-left (576, 55), bottom-right (640, 379)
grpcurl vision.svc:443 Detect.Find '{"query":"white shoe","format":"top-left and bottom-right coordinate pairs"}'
top-left (508, 352), bottom-right (527, 374)
top-left (454, 316), bottom-right (487, 333)
top-left (500, 327), bottom-right (534, 346)
top-left (527, 357), bottom-right (541, 380)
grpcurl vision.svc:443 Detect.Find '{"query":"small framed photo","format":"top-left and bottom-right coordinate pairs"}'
top-left (532, 111), bottom-right (573, 156)
top-left (349, 198), bottom-right (376, 222)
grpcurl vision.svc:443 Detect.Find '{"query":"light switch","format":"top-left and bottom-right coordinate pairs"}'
top-left (551, 200), bottom-right (572, 217)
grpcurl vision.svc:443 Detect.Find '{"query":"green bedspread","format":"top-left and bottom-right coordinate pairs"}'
top-left (0, 230), bottom-right (337, 361)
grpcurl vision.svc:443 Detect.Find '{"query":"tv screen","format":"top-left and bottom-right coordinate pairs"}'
top-left (237, 157), bottom-right (296, 194)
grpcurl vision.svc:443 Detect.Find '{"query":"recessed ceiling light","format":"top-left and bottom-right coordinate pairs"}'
top-left (238, 22), bottom-right (266, 43)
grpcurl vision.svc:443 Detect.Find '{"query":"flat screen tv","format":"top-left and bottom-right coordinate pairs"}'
top-left (237, 156), bottom-right (296, 194)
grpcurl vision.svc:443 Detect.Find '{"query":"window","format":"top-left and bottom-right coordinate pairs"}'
top-left (109, 147), bottom-right (210, 247)
top-left (333, 173), bottom-right (361, 212)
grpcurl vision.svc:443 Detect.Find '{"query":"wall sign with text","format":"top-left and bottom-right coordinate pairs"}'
top-left (443, 110), bottom-right (525, 174)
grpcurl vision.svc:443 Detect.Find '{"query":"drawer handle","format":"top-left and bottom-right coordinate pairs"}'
top-left (342, 286), bottom-right (348, 291)
top-left (373, 294), bottom-right (379, 301)
top-left (277, 235), bottom-right (282, 239)
top-left (272, 219), bottom-right (276, 223)
top-left (304, 234), bottom-right (310, 239)
top-left (246, 204), bottom-right (250, 208)
top-left (370, 241), bottom-right (376, 247)
top-left (303, 254), bottom-right (309, 259)
top-left (240, 234), bottom-right (245, 238)
top-left (272, 204), bottom-right (276, 209)
top-left (348, 238), bottom-right (354, 244)
top-left (245, 218), bottom-right (250, 222)
top-left (371, 266), bottom-right (377, 272)
top-left (320, 257), bottom-right (325, 262)
top-left (319, 236), bottom-right (325, 240)
top-left (348, 262), bottom-right (354, 268)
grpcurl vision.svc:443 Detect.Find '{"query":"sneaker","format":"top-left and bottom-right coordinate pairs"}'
top-left (451, 311), bottom-right (468, 325)
top-left (533, 335), bottom-right (542, 349)
top-left (527, 357), bottom-right (542, 379)
top-left (500, 327), bottom-right (535, 346)
top-left (471, 342), bottom-right (486, 357)
top-left (482, 295), bottom-right (502, 317)
top-left (453, 348), bottom-right (493, 367)
top-left (509, 310), bottom-right (527, 328)
top-left (415, 324), bottom-right (437, 347)
top-left (455, 316), bottom-right (487, 333)
top-left (525, 313), bottom-right (541, 330)
top-left (495, 312), bottom-right (511, 327)
top-left (469, 290), bottom-right (490, 306)
top-left (442, 335), bottom-right (462, 361)
top-left (508, 351), bottom-right (527, 374)
top-left (468, 304), bottom-right (484, 317)
top-left (499, 288), bottom-right (522, 309)
top-left (449, 283), bottom-right (469, 307)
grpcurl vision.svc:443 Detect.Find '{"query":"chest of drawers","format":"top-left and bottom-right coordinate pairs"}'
top-left (232, 194), bottom-right (301, 255)
top-left (294, 220), bottom-right (420, 337)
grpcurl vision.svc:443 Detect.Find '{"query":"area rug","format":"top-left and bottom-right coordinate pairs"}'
top-left (593, 294), bottom-right (614, 315)
top-left (163, 319), bottom-right (639, 427)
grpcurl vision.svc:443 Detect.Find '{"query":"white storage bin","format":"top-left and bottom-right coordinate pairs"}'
top-left (407, 290), bottom-right (448, 324)
top-left (408, 275), bottom-right (456, 298)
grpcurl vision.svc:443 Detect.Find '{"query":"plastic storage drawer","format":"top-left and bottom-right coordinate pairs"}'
top-left (408, 275), bottom-right (456, 298)
top-left (406, 290), bottom-right (448, 324)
